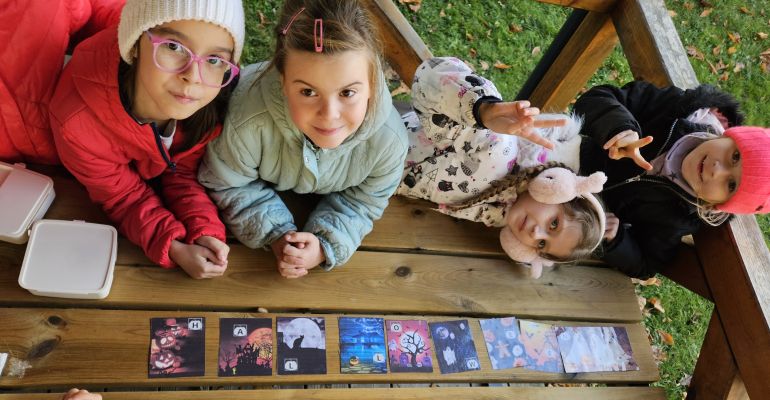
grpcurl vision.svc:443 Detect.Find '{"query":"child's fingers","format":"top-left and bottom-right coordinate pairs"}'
top-left (286, 232), bottom-right (316, 244)
top-left (519, 130), bottom-right (554, 150)
top-left (603, 130), bottom-right (635, 150)
top-left (631, 152), bottom-right (653, 171)
top-left (532, 118), bottom-right (568, 129)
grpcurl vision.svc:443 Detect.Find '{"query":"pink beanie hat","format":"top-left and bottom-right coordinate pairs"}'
top-left (717, 126), bottom-right (770, 214)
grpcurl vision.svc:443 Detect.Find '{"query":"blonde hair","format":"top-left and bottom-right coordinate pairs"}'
top-left (266, 0), bottom-right (384, 116)
top-left (451, 162), bottom-right (603, 262)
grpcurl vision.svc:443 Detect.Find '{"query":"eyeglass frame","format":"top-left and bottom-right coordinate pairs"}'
top-left (145, 31), bottom-right (240, 88)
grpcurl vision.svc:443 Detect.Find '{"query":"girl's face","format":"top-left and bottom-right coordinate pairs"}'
top-left (681, 137), bottom-right (742, 204)
top-left (282, 49), bottom-right (372, 149)
top-left (132, 20), bottom-right (234, 125)
top-left (505, 192), bottom-right (582, 259)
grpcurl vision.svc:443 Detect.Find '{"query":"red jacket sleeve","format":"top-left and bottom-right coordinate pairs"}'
top-left (52, 120), bottom-right (187, 268)
top-left (160, 137), bottom-right (226, 245)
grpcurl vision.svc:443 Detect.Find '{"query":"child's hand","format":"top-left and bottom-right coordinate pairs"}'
top-left (62, 388), bottom-right (102, 400)
top-left (170, 240), bottom-right (228, 279)
top-left (195, 236), bottom-right (230, 266)
top-left (603, 130), bottom-right (654, 170)
top-left (478, 100), bottom-right (565, 150)
top-left (272, 232), bottom-right (325, 279)
top-left (603, 212), bottom-right (620, 242)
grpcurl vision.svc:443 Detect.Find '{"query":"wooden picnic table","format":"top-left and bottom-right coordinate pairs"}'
top-left (0, 0), bottom-right (767, 399)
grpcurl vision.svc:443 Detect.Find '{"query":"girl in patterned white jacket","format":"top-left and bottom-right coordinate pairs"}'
top-left (397, 57), bottom-right (606, 274)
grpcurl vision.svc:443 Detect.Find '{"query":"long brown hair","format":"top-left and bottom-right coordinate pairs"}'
top-left (265, 0), bottom-right (384, 117)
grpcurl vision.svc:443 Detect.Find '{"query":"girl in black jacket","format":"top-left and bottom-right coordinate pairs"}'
top-left (574, 80), bottom-right (770, 278)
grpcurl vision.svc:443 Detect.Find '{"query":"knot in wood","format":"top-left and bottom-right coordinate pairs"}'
top-left (411, 209), bottom-right (424, 217)
top-left (47, 315), bottom-right (67, 328)
top-left (395, 266), bottom-right (412, 277)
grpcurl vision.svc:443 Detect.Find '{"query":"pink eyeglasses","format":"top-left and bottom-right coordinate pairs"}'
top-left (146, 31), bottom-right (240, 88)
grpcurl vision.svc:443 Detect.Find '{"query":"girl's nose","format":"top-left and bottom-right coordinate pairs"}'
top-left (530, 225), bottom-right (547, 241)
top-left (711, 160), bottom-right (729, 179)
top-left (180, 60), bottom-right (203, 84)
top-left (318, 99), bottom-right (340, 119)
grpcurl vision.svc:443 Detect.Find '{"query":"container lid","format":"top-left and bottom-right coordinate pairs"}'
top-left (0, 162), bottom-right (54, 240)
top-left (19, 220), bottom-right (117, 299)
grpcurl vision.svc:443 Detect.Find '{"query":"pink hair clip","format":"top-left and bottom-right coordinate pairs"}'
top-left (314, 18), bottom-right (323, 52)
top-left (281, 7), bottom-right (305, 35)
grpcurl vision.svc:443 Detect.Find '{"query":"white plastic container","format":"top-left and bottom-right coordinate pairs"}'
top-left (0, 161), bottom-right (55, 244)
top-left (18, 220), bottom-right (117, 299)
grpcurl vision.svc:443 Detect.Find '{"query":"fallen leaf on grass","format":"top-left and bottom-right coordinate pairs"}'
top-left (712, 45), bottom-right (722, 55)
top-left (480, 60), bottom-right (490, 70)
top-left (740, 6), bottom-right (753, 16)
top-left (637, 295), bottom-right (647, 311)
top-left (649, 297), bottom-right (666, 313)
top-left (531, 46), bottom-right (541, 56)
top-left (439, 8), bottom-right (445, 17)
top-left (700, 8), bottom-right (713, 17)
top-left (658, 330), bottom-right (675, 345)
top-left (684, 2), bottom-right (694, 11)
top-left (699, 0), bottom-right (713, 7)
top-left (686, 45), bottom-right (705, 60)
top-left (651, 344), bottom-right (669, 364)
top-left (707, 59), bottom-right (727, 74)
top-left (758, 32), bottom-right (769, 40)
top-left (469, 48), bottom-right (477, 58)
top-left (466, 32), bottom-right (474, 41)
top-left (728, 32), bottom-right (742, 43)
top-left (734, 62), bottom-right (745, 73)
top-left (728, 46), bottom-right (738, 55)
top-left (678, 373), bottom-right (693, 387)
top-left (494, 61), bottom-right (511, 69)
top-left (669, 9), bottom-right (677, 18)
top-left (632, 277), bottom-right (662, 286)
top-left (509, 23), bottom-right (523, 33)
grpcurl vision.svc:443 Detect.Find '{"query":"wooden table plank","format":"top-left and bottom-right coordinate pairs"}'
top-left (528, 11), bottom-right (619, 112)
top-left (0, 242), bottom-right (640, 322)
top-left (0, 309), bottom-right (658, 388)
top-left (0, 386), bottom-right (667, 400)
top-left (40, 167), bottom-right (504, 257)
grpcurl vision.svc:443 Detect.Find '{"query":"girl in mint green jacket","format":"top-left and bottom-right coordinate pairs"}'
top-left (199, 0), bottom-right (408, 278)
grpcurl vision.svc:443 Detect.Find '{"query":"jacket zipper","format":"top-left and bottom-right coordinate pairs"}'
top-left (603, 174), bottom-right (698, 207)
top-left (151, 122), bottom-right (177, 173)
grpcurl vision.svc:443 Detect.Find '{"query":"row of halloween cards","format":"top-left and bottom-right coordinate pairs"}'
top-left (148, 316), bottom-right (639, 378)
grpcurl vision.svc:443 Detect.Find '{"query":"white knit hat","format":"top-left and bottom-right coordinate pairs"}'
top-left (118, 0), bottom-right (245, 64)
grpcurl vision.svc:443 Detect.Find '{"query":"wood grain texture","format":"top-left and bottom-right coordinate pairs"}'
top-left (529, 11), bottom-right (619, 112)
top-left (611, 0), bottom-right (698, 88)
top-left (0, 309), bottom-right (658, 388)
top-left (363, 0), bottom-right (433, 86)
top-left (0, 243), bottom-right (640, 321)
top-left (694, 216), bottom-right (770, 400)
top-left (689, 312), bottom-right (747, 400)
top-left (0, 387), bottom-right (667, 400)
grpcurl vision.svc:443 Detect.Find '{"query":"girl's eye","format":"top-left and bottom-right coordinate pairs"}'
top-left (340, 89), bottom-right (356, 98)
top-left (206, 57), bottom-right (225, 67)
top-left (728, 179), bottom-right (738, 193)
top-left (300, 88), bottom-right (316, 97)
top-left (162, 41), bottom-right (186, 54)
top-left (732, 150), bottom-right (741, 164)
top-left (537, 240), bottom-right (546, 250)
top-left (550, 218), bottom-right (559, 230)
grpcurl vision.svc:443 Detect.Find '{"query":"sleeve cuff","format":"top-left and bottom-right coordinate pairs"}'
top-left (472, 96), bottom-right (503, 129)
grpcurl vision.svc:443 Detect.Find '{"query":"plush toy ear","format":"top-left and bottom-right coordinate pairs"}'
top-left (576, 172), bottom-right (607, 196)
top-left (499, 227), bottom-right (554, 279)
top-left (527, 167), bottom-right (578, 204)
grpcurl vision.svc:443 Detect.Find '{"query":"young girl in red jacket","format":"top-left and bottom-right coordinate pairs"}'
top-left (49, 0), bottom-right (244, 279)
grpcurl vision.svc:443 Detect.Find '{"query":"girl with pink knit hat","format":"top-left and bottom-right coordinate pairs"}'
top-left (575, 81), bottom-right (770, 278)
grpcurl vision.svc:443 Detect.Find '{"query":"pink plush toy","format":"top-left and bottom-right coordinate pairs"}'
top-left (499, 168), bottom-right (607, 278)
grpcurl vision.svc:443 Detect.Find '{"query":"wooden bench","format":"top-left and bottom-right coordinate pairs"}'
top-left (0, 0), bottom-right (766, 399)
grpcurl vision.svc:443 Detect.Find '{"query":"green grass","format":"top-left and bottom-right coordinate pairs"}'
top-left (241, 1), bottom-right (769, 398)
